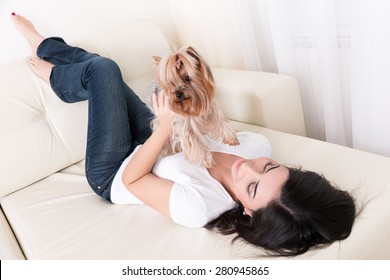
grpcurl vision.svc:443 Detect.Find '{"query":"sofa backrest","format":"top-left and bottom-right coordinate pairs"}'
top-left (0, 21), bottom-right (172, 198)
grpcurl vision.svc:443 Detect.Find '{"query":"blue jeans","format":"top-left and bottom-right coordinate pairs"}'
top-left (37, 37), bottom-right (153, 202)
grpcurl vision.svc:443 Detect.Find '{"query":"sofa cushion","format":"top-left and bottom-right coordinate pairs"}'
top-left (0, 21), bottom-right (171, 198)
top-left (2, 121), bottom-right (390, 259)
top-left (212, 67), bottom-right (306, 137)
top-left (0, 59), bottom-right (88, 197)
top-left (0, 160), bottom-right (252, 259)
top-left (77, 20), bottom-right (172, 99)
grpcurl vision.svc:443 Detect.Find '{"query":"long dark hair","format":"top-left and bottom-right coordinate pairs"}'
top-left (205, 167), bottom-right (357, 257)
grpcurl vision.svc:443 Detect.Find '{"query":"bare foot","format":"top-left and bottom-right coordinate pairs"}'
top-left (30, 57), bottom-right (54, 83)
top-left (11, 13), bottom-right (45, 55)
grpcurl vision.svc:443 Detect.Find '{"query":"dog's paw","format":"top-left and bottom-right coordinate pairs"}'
top-left (201, 154), bottom-right (215, 168)
top-left (202, 160), bottom-right (215, 168)
top-left (224, 137), bottom-right (240, 146)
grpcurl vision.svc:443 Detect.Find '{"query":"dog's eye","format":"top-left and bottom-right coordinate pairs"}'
top-left (176, 91), bottom-right (185, 100)
top-left (185, 75), bottom-right (191, 82)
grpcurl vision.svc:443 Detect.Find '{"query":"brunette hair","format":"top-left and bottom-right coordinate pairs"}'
top-left (205, 167), bottom-right (357, 257)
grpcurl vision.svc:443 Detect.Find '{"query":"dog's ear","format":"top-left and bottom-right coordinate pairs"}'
top-left (185, 46), bottom-right (200, 58)
top-left (151, 56), bottom-right (161, 66)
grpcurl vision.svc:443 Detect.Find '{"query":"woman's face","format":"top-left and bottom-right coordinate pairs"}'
top-left (231, 157), bottom-right (289, 216)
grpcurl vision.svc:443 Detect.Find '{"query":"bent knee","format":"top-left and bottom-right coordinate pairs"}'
top-left (86, 57), bottom-right (121, 76)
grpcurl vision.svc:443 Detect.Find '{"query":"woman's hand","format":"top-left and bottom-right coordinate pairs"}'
top-left (152, 90), bottom-right (176, 131)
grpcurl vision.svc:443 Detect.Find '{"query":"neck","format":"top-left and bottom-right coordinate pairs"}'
top-left (208, 152), bottom-right (241, 201)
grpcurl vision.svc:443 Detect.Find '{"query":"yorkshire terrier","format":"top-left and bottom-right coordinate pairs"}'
top-left (149, 46), bottom-right (239, 168)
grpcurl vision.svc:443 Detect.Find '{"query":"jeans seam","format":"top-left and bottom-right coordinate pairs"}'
top-left (85, 156), bottom-right (114, 202)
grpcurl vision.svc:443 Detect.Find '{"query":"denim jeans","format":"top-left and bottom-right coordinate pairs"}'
top-left (37, 37), bottom-right (154, 202)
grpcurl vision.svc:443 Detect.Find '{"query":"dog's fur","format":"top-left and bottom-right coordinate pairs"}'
top-left (150, 46), bottom-right (239, 167)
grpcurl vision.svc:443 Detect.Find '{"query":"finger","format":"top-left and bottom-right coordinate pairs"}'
top-left (163, 94), bottom-right (169, 107)
top-left (152, 90), bottom-right (158, 109)
top-left (158, 91), bottom-right (165, 107)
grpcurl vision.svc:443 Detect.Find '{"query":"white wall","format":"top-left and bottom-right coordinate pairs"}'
top-left (1, 0), bottom-right (179, 64)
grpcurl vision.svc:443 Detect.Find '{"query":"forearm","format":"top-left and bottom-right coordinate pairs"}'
top-left (122, 90), bottom-right (174, 185)
top-left (122, 123), bottom-right (170, 185)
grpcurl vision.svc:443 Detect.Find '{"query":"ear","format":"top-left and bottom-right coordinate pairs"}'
top-left (185, 46), bottom-right (200, 58)
top-left (244, 208), bottom-right (253, 217)
top-left (151, 56), bottom-right (161, 66)
top-left (175, 58), bottom-right (182, 70)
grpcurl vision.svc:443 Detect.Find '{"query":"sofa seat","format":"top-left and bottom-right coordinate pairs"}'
top-left (2, 120), bottom-right (390, 259)
top-left (0, 160), bottom-right (240, 259)
top-left (1, 20), bottom-right (390, 260)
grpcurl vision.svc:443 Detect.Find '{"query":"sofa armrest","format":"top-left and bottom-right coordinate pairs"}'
top-left (212, 67), bottom-right (306, 137)
top-left (0, 209), bottom-right (25, 259)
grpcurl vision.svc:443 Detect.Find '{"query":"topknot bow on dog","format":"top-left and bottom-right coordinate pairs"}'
top-left (149, 46), bottom-right (239, 168)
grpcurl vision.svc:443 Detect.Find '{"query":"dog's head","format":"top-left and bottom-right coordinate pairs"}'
top-left (152, 46), bottom-right (214, 117)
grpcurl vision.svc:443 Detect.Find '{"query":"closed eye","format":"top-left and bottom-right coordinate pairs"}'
top-left (252, 181), bottom-right (259, 199)
top-left (265, 163), bottom-right (280, 173)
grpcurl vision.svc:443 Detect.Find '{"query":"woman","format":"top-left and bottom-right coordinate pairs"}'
top-left (11, 13), bottom-right (356, 257)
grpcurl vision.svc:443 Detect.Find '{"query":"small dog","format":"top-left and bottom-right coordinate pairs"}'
top-left (149, 46), bottom-right (239, 168)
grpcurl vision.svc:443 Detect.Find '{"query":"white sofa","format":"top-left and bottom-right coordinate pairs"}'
top-left (1, 20), bottom-right (390, 260)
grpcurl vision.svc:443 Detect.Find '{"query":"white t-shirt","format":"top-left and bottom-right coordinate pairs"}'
top-left (110, 131), bottom-right (272, 228)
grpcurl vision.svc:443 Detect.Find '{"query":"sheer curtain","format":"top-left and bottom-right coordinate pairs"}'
top-left (170, 0), bottom-right (390, 157)
top-left (239, 0), bottom-right (390, 157)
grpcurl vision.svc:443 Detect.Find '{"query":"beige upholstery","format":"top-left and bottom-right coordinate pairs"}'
top-left (1, 20), bottom-right (389, 260)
